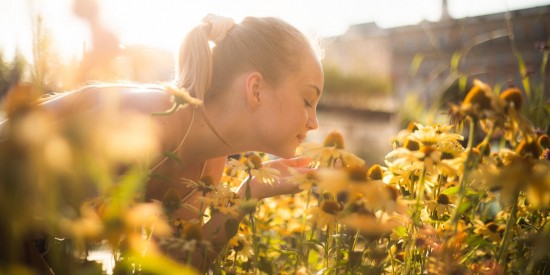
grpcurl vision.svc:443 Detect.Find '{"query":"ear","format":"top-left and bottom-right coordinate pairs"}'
top-left (245, 72), bottom-right (263, 109)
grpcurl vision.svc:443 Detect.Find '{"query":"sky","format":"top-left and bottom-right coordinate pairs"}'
top-left (1, 0), bottom-right (549, 61)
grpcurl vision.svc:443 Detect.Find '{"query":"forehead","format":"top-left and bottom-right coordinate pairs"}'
top-left (288, 51), bottom-right (324, 87)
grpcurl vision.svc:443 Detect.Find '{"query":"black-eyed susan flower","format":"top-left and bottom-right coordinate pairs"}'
top-left (473, 220), bottom-right (504, 243)
top-left (161, 188), bottom-right (183, 217)
top-left (228, 234), bottom-right (254, 260)
top-left (226, 153), bottom-right (280, 184)
top-left (426, 194), bottom-right (455, 220)
top-left (198, 184), bottom-right (241, 218)
top-left (298, 129), bottom-right (365, 168)
top-left (449, 79), bottom-right (498, 123)
top-left (308, 200), bottom-right (343, 230)
top-left (409, 124), bottom-right (464, 149)
top-left (182, 175), bottom-right (216, 195)
top-left (340, 212), bottom-right (405, 240)
top-left (286, 168), bottom-right (319, 191)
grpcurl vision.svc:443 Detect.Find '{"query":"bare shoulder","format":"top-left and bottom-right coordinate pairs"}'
top-left (40, 84), bottom-right (172, 117)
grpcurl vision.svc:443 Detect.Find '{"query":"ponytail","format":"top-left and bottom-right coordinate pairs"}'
top-left (175, 14), bottom-right (235, 101)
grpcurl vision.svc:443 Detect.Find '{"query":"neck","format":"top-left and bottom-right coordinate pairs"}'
top-left (174, 101), bottom-right (255, 166)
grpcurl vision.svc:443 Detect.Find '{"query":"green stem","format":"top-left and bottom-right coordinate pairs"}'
top-left (244, 169), bottom-right (259, 273)
top-left (388, 239), bottom-right (396, 275)
top-left (296, 190), bottom-right (312, 268)
top-left (413, 167), bottom-right (427, 225)
top-left (451, 119), bottom-right (477, 227)
top-left (497, 193), bottom-right (519, 266)
top-left (451, 122), bottom-right (494, 229)
top-left (198, 191), bottom-right (206, 224)
top-left (406, 165), bottom-right (426, 274)
top-left (466, 118), bottom-right (476, 151)
top-left (325, 225), bottom-right (331, 269)
top-left (304, 221), bottom-right (317, 269)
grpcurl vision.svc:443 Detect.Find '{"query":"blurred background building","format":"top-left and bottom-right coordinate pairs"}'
top-left (317, 2), bottom-right (550, 163)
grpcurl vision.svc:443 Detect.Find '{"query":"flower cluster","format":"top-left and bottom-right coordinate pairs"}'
top-left (214, 80), bottom-right (550, 274)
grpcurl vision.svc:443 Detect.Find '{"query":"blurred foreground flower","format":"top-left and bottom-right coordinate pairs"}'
top-left (298, 129), bottom-right (364, 168)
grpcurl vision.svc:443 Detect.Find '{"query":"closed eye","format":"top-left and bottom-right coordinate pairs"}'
top-left (304, 99), bottom-right (312, 108)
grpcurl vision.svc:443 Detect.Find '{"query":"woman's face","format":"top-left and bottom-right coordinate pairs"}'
top-left (255, 51), bottom-right (324, 158)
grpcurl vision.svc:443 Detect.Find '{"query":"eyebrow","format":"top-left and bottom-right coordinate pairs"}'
top-left (306, 84), bottom-right (322, 97)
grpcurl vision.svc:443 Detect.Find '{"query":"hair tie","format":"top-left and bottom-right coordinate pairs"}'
top-left (202, 14), bottom-right (236, 44)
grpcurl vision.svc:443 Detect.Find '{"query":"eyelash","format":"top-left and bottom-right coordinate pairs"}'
top-left (304, 99), bottom-right (312, 108)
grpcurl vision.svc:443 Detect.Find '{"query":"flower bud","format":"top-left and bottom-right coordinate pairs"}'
top-left (323, 130), bottom-right (345, 149)
top-left (500, 88), bottom-right (523, 111)
top-left (321, 200), bottom-right (343, 214)
top-left (464, 85), bottom-right (492, 110)
top-left (182, 222), bottom-right (204, 241)
top-left (367, 164), bottom-right (384, 181)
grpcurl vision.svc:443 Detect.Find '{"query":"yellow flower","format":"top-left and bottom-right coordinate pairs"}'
top-left (228, 234), bottom-right (254, 259)
top-left (315, 168), bottom-right (350, 195)
top-left (449, 79), bottom-right (499, 123)
top-left (409, 123), bottom-right (464, 149)
top-left (500, 87), bottom-right (523, 111)
top-left (473, 220), bottom-right (504, 243)
top-left (182, 175), bottom-right (216, 195)
top-left (286, 168), bottom-right (319, 191)
top-left (226, 153), bottom-right (280, 184)
top-left (384, 147), bottom-right (436, 194)
top-left (308, 200), bottom-right (343, 229)
top-left (340, 213), bottom-right (405, 239)
top-left (298, 130), bottom-right (365, 168)
top-left (198, 184), bottom-right (241, 218)
top-left (426, 194), bottom-right (455, 220)
top-left (316, 165), bottom-right (376, 199)
top-left (383, 159), bottom-right (414, 192)
top-left (525, 161), bottom-right (550, 208)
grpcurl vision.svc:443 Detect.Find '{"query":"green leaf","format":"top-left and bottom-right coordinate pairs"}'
top-left (305, 239), bottom-right (325, 250)
top-left (442, 186), bottom-right (460, 196)
top-left (456, 201), bottom-right (472, 217)
top-left (450, 51), bottom-right (462, 73)
top-left (409, 54), bottom-right (425, 77)
top-left (393, 225), bottom-right (408, 238)
top-left (163, 151), bottom-right (184, 167)
top-left (514, 51), bottom-right (531, 98)
top-left (134, 252), bottom-right (198, 274)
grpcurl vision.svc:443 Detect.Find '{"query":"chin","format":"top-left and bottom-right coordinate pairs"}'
top-left (271, 146), bottom-right (298, 159)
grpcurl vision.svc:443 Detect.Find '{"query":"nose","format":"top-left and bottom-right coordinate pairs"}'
top-left (307, 110), bottom-right (319, 130)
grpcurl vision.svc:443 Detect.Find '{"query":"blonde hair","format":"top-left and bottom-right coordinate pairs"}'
top-left (175, 15), bottom-right (315, 102)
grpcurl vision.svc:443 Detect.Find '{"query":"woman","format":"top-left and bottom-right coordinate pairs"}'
top-left (38, 14), bottom-right (323, 269)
